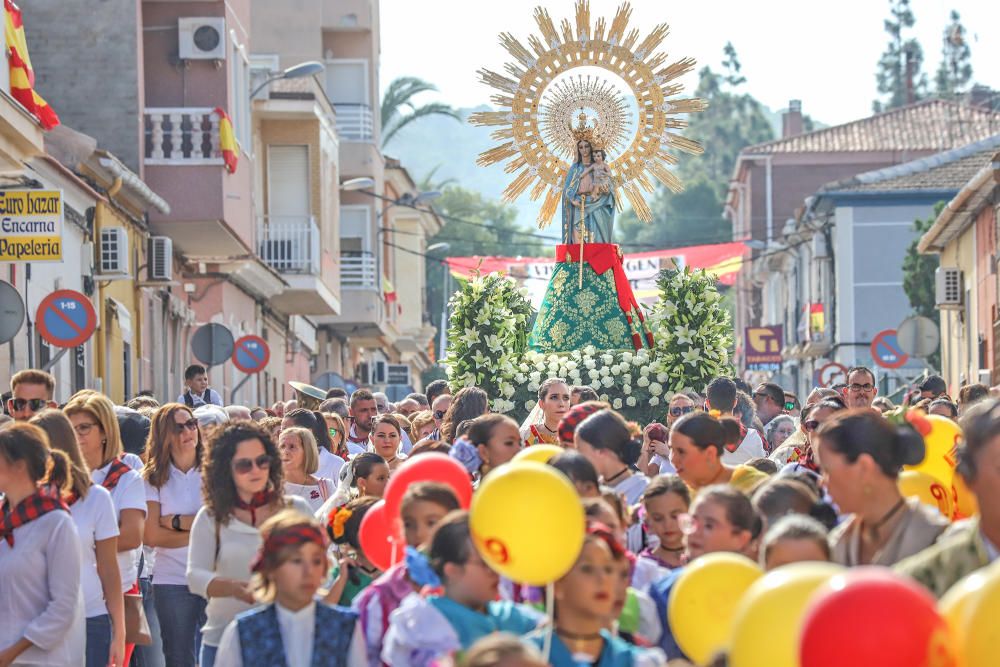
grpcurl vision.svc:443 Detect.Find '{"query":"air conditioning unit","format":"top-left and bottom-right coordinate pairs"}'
top-left (97, 227), bottom-right (129, 278)
top-left (386, 364), bottom-right (411, 386)
top-left (148, 236), bottom-right (173, 281)
top-left (936, 267), bottom-right (963, 309)
top-left (178, 17), bottom-right (226, 61)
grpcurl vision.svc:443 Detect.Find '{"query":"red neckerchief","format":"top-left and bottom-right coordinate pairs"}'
top-left (100, 457), bottom-right (132, 491)
top-left (63, 489), bottom-right (81, 507)
top-left (0, 490), bottom-right (69, 547)
top-left (235, 490), bottom-right (274, 526)
top-left (793, 446), bottom-right (821, 473)
top-left (724, 422), bottom-right (749, 453)
top-left (348, 423), bottom-right (368, 445)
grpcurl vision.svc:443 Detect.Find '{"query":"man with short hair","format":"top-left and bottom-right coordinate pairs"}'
top-left (396, 398), bottom-right (421, 418)
top-left (178, 363), bottom-right (222, 408)
top-left (425, 379), bottom-right (450, 408)
top-left (348, 389), bottom-right (379, 450)
top-left (919, 375), bottom-right (948, 401)
top-left (752, 382), bottom-right (785, 425)
top-left (571, 386), bottom-right (600, 406)
top-left (319, 397), bottom-right (350, 420)
top-left (406, 392), bottom-right (429, 409)
top-left (844, 366), bottom-right (878, 409)
top-left (225, 405), bottom-right (252, 421)
top-left (8, 369), bottom-right (57, 421)
top-left (705, 377), bottom-right (766, 464)
top-left (325, 387), bottom-right (348, 400)
top-left (373, 391), bottom-right (390, 414)
top-left (430, 393), bottom-right (452, 437)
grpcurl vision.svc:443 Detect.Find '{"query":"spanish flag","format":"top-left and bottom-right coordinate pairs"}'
top-left (4, 0), bottom-right (59, 130)
top-left (214, 107), bottom-right (239, 173)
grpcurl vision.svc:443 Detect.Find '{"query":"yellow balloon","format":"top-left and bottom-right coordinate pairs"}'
top-left (961, 562), bottom-right (1000, 667)
top-left (730, 563), bottom-right (844, 667)
top-left (668, 553), bottom-right (763, 665)
top-left (952, 474), bottom-right (979, 519)
top-left (513, 444), bottom-right (564, 465)
top-left (906, 414), bottom-right (961, 485)
top-left (470, 461), bottom-right (584, 585)
top-left (939, 569), bottom-right (991, 666)
top-left (898, 470), bottom-right (954, 521)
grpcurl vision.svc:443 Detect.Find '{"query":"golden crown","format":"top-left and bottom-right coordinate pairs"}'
top-left (568, 111), bottom-right (603, 151)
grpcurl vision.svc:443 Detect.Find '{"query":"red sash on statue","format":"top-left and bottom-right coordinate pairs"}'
top-left (556, 243), bottom-right (655, 350)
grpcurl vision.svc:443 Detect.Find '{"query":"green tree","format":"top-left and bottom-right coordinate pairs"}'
top-left (617, 43), bottom-right (774, 249)
top-left (423, 185), bottom-right (545, 357)
top-left (873, 0), bottom-right (928, 112)
top-left (934, 10), bottom-right (973, 99)
top-left (381, 77), bottom-right (461, 148)
top-left (902, 202), bottom-right (944, 368)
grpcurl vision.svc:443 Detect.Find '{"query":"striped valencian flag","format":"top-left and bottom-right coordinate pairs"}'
top-left (4, 0), bottom-right (59, 129)
top-left (214, 107), bottom-right (239, 173)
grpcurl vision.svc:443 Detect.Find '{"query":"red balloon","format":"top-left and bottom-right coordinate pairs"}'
top-left (800, 568), bottom-right (957, 667)
top-left (383, 453), bottom-right (473, 519)
top-left (358, 500), bottom-right (402, 571)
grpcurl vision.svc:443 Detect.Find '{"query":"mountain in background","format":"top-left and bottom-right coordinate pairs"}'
top-left (385, 104), bottom-right (824, 234)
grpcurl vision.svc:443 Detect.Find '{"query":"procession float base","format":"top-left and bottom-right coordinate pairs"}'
top-left (442, 263), bottom-right (735, 425)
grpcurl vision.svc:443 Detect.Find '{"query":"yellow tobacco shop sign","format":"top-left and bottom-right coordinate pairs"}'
top-left (0, 190), bottom-right (63, 262)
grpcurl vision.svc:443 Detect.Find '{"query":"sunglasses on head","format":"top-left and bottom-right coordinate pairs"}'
top-left (174, 418), bottom-right (199, 432)
top-left (10, 397), bottom-right (47, 412)
top-left (232, 454), bottom-right (272, 475)
top-left (670, 405), bottom-right (695, 417)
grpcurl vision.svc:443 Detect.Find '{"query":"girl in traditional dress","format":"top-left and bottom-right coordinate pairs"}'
top-left (65, 392), bottom-right (147, 665)
top-left (214, 511), bottom-right (366, 667)
top-left (353, 482), bottom-right (461, 667)
top-left (31, 409), bottom-right (126, 667)
top-left (141, 403), bottom-right (208, 667)
top-left (649, 486), bottom-right (762, 661)
top-left (0, 423), bottom-right (83, 666)
top-left (522, 379), bottom-right (571, 447)
top-left (315, 452), bottom-right (390, 522)
top-left (668, 412), bottom-right (770, 496)
top-left (638, 475), bottom-right (690, 571)
top-left (451, 414), bottom-right (522, 484)
top-left (382, 511), bottom-right (542, 664)
top-left (575, 409), bottom-right (647, 506)
top-left (279, 427), bottom-right (335, 512)
top-left (186, 421), bottom-right (312, 667)
top-left (526, 522), bottom-right (666, 666)
top-left (369, 415), bottom-right (407, 473)
top-left (325, 497), bottom-right (382, 606)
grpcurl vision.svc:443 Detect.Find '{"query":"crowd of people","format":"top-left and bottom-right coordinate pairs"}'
top-left (0, 361), bottom-right (997, 666)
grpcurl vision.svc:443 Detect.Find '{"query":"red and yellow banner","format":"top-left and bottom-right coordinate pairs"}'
top-left (4, 0), bottom-right (59, 130)
top-left (445, 241), bottom-right (745, 309)
top-left (214, 107), bottom-right (239, 173)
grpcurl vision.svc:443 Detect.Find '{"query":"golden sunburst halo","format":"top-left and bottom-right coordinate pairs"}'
top-left (469, 1), bottom-right (708, 227)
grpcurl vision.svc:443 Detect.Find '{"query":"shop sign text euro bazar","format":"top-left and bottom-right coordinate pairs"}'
top-left (0, 190), bottom-right (63, 262)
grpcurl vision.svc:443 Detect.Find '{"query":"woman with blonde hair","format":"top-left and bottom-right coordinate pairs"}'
top-left (30, 409), bottom-right (125, 667)
top-left (279, 426), bottom-right (335, 512)
top-left (142, 403), bottom-right (207, 666)
top-left (64, 391), bottom-right (147, 665)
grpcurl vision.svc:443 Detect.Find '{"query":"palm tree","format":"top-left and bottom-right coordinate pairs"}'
top-left (381, 76), bottom-right (461, 148)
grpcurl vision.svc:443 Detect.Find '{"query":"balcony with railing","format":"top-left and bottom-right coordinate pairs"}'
top-left (315, 251), bottom-right (390, 338)
top-left (341, 252), bottom-right (377, 288)
top-left (333, 104), bottom-right (374, 142)
top-left (256, 216), bottom-right (339, 316)
top-left (144, 108), bottom-right (224, 165)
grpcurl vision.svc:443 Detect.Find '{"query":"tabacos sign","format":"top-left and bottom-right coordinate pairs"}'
top-left (745, 325), bottom-right (783, 371)
top-left (0, 190), bottom-right (63, 262)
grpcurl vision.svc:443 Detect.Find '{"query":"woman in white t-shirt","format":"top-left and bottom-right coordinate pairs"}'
top-left (65, 392), bottom-right (147, 666)
top-left (278, 427), bottom-right (334, 512)
top-left (31, 409), bottom-right (125, 667)
top-left (186, 421), bottom-right (312, 667)
top-left (142, 403), bottom-right (207, 667)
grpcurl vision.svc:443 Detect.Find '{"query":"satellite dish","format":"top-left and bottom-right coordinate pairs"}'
top-left (896, 316), bottom-right (940, 358)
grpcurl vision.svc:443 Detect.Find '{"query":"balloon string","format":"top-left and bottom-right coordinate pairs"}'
top-left (390, 537), bottom-right (399, 566)
top-left (542, 581), bottom-right (555, 661)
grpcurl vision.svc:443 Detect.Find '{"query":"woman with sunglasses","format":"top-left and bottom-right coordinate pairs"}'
top-left (815, 410), bottom-right (948, 567)
top-left (141, 403), bottom-right (207, 666)
top-left (64, 392), bottom-right (147, 665)
top-left (649, 485), bottom-right (762, 660)
top-left (186, 421), bottom-right (312, 667)
top-left (769, 398), bottom-right (845, 468)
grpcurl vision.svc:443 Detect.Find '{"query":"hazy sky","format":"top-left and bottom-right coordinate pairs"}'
top-left (380, 0), bottom-right (1000, 125)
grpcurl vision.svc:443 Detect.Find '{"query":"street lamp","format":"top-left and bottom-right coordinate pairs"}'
top-left (251, 60), bottom-right (326, 98)
top-left (427, 242), bottom-right (452, 361)
top-left (340, 177), bottom-right (375, 192)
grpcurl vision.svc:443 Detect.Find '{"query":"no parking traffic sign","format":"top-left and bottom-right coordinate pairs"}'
top-left (36, 289), bottom-right (97, 348)
top-left (232, 335), bottom-right (270, 374)
top-left (871, 329), bottom-right (909, 369)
